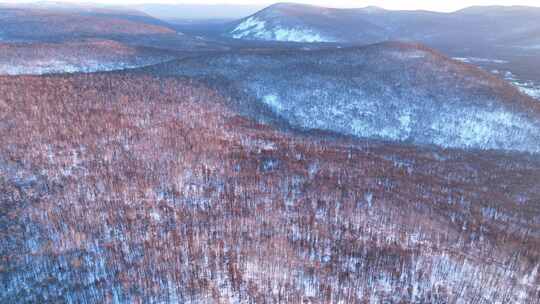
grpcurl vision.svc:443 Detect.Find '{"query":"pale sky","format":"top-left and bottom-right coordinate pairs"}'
top-left (2, 0), bottom-right (540, 12)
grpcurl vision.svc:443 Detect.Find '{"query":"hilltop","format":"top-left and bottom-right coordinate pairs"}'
top-left (226, 3), bottom-right (540, 49)
top-left (148, 41), bottom-right (540, 153)
top-left (0, 39), bottom-right (174, 75)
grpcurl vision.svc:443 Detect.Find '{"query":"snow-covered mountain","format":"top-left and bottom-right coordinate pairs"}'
top-left (0, 39), bottom-right (173, 75)
top-left (228, 3), bottom-right (385, 43)
top-left (231, 15), bottom-right (332, 43)
top-left (149, 41), bottom-right (540, 153)
top-left (226, 3), bottom-right (540, 49)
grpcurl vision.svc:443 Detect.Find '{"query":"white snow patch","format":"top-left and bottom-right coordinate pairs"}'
top-left (431, 108), bottom-right (539, 152)
top-left (231, 17), bottom-right (267, 39)
top-left (390, 50), bottom-right (427, 59)
top-left (272, 27), bottom-right (329, 43)
top-left (231, 17), bottom-right (333, 42)
top-left (512, 81), bottom-right (540, 100)
top-left (453, 57), bottom-right (470, 63)
top-left (150, 210), bottom-right (161, 222)
top-left (398, 112), bottom-right (413, 134)
top-left (262, 94), bottom-right (283, 111)
top-left (519, 87), bottom-right (540, 99)
top-left (503, 71), bottom-right (516, 81)
top-left (364, 192), bottom-right (373, 208)
top-left (453, 57), bottom-right (508, 64)
top-left (521, 264), bottom-right (539, 286)
top-left (257, 87), bottom-right (540, 152)
top-left (0, 59), bottom-right (165, 75)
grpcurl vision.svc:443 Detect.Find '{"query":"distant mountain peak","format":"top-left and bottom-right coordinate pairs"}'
top-left (226, 3), bottom-right (540, 48)
top-left (457, 5), bottom-right (540, 12)
top-left (0, 5), bottom-right (177, 41)
top-left (266, 2), bottom-right (316, 9)
top-left (360, 5), bottom-right (386, 13)
top-left (227, 3), bottom-right (386, 43)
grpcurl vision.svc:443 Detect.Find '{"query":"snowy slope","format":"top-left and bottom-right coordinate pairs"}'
top-left (226, 3), bottom-right (385, 43)
top-left (518, 85), bottom-right (540, 100)
top-left (2, 73), bottom-right (540, 303)
top-left (0, 40), bottom-right (173, 75)
top-left (231, 16), bottom-right (333, 42)
top-left (150, 42), bottom-right (540, 153)
top-left (226, 3), bottom-right (540, 49)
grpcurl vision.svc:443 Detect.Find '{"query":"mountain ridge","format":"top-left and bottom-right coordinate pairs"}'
top-left (226, 3), bottom-right (540, 48)
top-left (147, 41), bottom-right (540, 153)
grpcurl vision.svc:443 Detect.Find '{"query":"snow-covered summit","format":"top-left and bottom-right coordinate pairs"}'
top-left (231, 16), bottom-right (333, 43)
top-left (226, 3), bottom-right (540, 49)
top-left (226, 2), bottom-right (385, 43)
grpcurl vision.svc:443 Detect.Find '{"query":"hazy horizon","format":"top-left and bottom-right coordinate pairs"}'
top-left (2, 0), bottom-right (540, 12)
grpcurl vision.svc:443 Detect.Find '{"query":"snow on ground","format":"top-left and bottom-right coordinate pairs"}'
top-left (448, 58), bottom-right (540, 100)
top-left (231, 17), bottom-right (334, 43)
top-left (487, 69), bottom-right (540, 100)
top-left (389, 50), bottom-right (427, 59)
top-left (497, 70), bottom-right (540, 100)
top-left (250, 78), bottom-right (540, 152)
top-left (231, 17), bottom-right (267, 39)
top-left (514, 82), bottom-right (540, 100)
top-left (431, 108), bottom-right (539, 151)
top-left (262, 94), bottom-right (283, 111)
top-left (453, 57), bottom-right (508, 64)
top-left (0, 59), bottom-right (166, 75)
top-left (503, 71), bottom-right (517, 80)
top-left (272, 27), bottom-right (329, 43)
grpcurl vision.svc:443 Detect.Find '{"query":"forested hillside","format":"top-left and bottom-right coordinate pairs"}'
top-left (0, 39), bottom-right (173, 75)
top-left (1, 73), bottom-right (539, 303)
top-left (227, 3), bottom-right (540, 49)
top-left (147, 42), bottom-right (540, 153)
top-left (0, 6), bottom-right (174, 41)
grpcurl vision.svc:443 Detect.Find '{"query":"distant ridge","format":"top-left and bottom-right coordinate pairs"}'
top-left (0, 5), bottom-right (176, 41)
top-left (0, 3), bottom-right (236, 50)
top-left (0, 39), bottom-right (173, 75)
top-left (226, 3), bottom-right (540, 48)
top-left (136, 3), bottom-right (265, 21)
